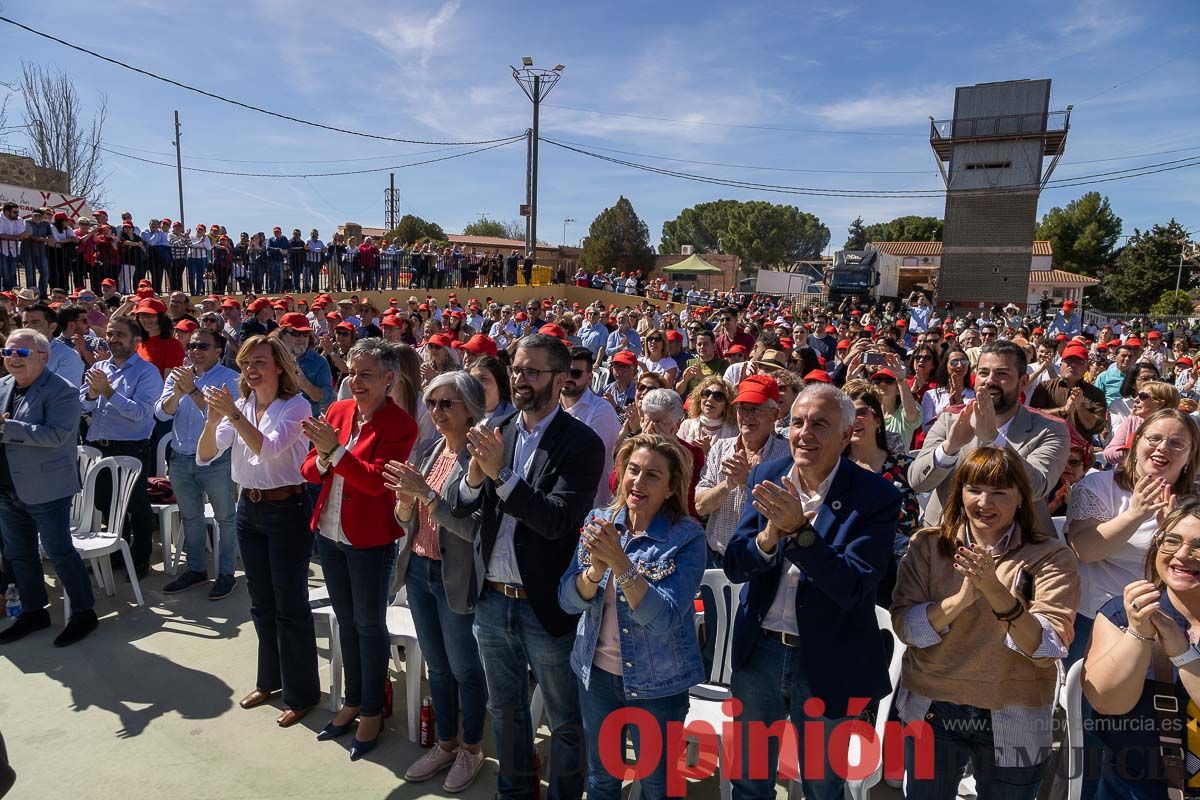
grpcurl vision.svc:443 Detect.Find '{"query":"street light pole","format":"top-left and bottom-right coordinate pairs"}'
top-left (512, 59), bottom-right (564, 260)
top-left (173, 110), bottom-right (185, 227)
top-left (562, 217), bottom-right (574, 247)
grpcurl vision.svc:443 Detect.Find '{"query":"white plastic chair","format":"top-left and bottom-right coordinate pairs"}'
top-left (70, 456), bottom-right (145, 612)
top-left (591, 366), bottom-right (611, 394)
top-left (152, 435), bottom-right (182, 573)
top-left (1053, 517), bottom-right (1068, 545)
top-left (630, 569), bottom-right (742, 800)
top-left (1057, 660), bottom-right (1084, 800)
top-left (386, 588), bottom-right (426, 742)
top-left (68, 447), bottom-right (107, 594)
top-left (309, 584), bottom-right (343, 713)
top-left (789, 606), bottom-right (908, 800)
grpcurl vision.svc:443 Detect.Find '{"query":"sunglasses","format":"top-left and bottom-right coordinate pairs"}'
top-left (636, 383), bottom-right (656, 393)
top-left (568, 368), bottom-right (588, 379)
top-left (1, 347), bottom-right (33, 358)
top-left (647, 337), bottom-right (663, 344)
top-left (700, 389), bottom-right (728, 401)
top-left (1136, 391), bottom-right (1156, 401)
top-left (424, 398), bottom-right (463, 412)
top-left (873, 377), bottom-right (897, 386)
top-left (185, 342), bottom-right (214, 352)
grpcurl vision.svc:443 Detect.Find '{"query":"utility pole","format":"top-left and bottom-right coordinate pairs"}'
top-left (562, 217), bottom-right (574, 247)
top-left (173, 110), bottom-right (185, 227)
top-left (512, 58), bottom-right (564, 258)
top-left (384, 173), bottom-right (399, 232)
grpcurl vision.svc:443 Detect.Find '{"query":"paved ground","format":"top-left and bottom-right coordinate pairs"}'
top-left (0, 562), bottom-right (800, 800)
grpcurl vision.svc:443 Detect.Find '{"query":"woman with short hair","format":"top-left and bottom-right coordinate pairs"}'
top-left (300, 338), bottom-right (417, 760)
top-left (1104, 380), bottom-right (1182, 465)
top-left (384, 371), bottom-right (491, 791)
top-left (678, 375), bottom-right (737, 454)
top-left (892, 446), bottom-right (1079, 800)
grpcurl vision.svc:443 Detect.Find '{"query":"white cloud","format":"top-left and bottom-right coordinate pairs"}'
top-left (814, 85), bottom-right (954, 129)
top-left (367, 0), bottom-right (463, 72)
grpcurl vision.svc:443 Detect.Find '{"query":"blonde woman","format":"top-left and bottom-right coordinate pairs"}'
top-left (1104, 380), bottom-right (1181, 465)
top-left (678, 375), bottom-right (737, 453)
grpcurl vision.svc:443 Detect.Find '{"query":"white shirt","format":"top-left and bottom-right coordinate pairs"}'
top-left (638, 355), bottom-right (678, 378)
top-left (758, 460), bottom-right (840, 635)
top-left (0, 216), bottom-right (24, 257)
top-left (722, 360), bottom-right (754, 386)
top-left (315, 430), bottom-right (360, 545)
top-left (197, 393), bottom-right (310, 489)
top-left (932, 414), bottom-right (1016, 467)
top-left (562, 389), bottom-right (620, 506)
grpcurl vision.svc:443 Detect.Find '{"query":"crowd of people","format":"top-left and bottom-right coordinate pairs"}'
top-left (3, 270), bottom-right (1200, 800)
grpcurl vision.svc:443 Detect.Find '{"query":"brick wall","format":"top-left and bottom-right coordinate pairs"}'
top-left (0, 153), bottom-right (69, 193)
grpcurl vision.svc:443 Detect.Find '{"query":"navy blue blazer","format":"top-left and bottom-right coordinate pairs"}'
top-left (723, 455), bottom-right (900, 715)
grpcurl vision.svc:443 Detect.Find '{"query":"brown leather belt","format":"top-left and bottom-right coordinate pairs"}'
top-left (487, 581), bottom-right (528, 600)
top-left (763, 628), bottom-right (801, 648)
top-left (241, 484), bottom-right (304, 503)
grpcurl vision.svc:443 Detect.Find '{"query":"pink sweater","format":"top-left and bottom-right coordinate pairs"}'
top-left (1103, 414), bottom-right (1142, 465)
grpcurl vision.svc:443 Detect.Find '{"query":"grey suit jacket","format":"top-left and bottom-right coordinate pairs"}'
top-left (0, 368), bottom-right (82, 505)
top-left (394, 437), bottom-right (484, 614)
top-left (909, 403), bottom-right (1069, 536)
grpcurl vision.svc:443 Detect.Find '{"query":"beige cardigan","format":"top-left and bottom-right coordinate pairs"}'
top-left (891, 526), bottom-right (1080, 709)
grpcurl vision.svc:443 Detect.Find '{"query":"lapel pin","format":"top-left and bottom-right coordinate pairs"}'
top-left (831, 500), bottom-right (842, 511)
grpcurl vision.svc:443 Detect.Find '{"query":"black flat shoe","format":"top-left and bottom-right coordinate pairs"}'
top-left (0, 610), bottom-right (51, 644)
top-left (316, 719), bottom-right (355, 741)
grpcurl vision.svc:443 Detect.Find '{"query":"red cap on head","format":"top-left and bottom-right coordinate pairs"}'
top-left (247, 297), bottom-right (273, 313)
top-left (610, 351), bottom-right (638, 366)
top-left (335, 321), bottom-right (356, 334)
top-left (1148, 330), bottom-right (1162, 340)
top-left (279, 312), bottom-right (313, 332)
top-left (1178, 356), bottom-right (1194, 368)
top-left (1125, 337), bottom-right (1143, 347)
top-left (426, 333), bottom-right (454, 348)
top-left (734, 374), bottom-right (780, 406)
top-left (804, 369), bottom-right (833, 384)
top-left (1054, 334), bottom-right (1069, 342)
top-left (380, 315), bottom-right (403, 328)
top-left (836, 339), bottom-right (851, 351)
top-left (325, 312), bottom-right (342, 322)
top-left (462, 334), bottom-right (498, 357)
top-left (221, 298), bottom-right (240, 309)
top-left (135, 287), bottom-right (155, 299)
top-left (1032, 327), bottom-right (1044, 335)
top-left (727, 344), bottom-right (748, 356)
top-left (664, 330), bottom-right (683, 343)
top-left (1061, 344), bottom-right (1089, 361)
top-left (101, 278), bottom-right (117, 287)
top-left (134, 298), bottom-right (167, 315)
top-left (538, 324), bottom-right (569, 342)
top-left (174, 319), bottom-right (198, 333)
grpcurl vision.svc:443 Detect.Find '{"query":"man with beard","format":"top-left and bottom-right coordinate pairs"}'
top-left (80, 315), bottom-right (165, 579)
top-left (277, 313), bottom-right (334, 417)
top-left (910, 340), bottom-right (1069, 535)
top-left (450, 334), bottom-right (604, 800)
top-left (1028, 341), bottom-right (1107, 440)
top-left (560, 346), bottom-right (620, 505)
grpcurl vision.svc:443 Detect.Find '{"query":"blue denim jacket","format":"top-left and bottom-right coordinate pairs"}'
top-left (558, 506), bottom-right (706, 700)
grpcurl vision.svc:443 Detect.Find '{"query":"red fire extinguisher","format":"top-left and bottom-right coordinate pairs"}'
top-left (418, 697), bottom-right (435, 748)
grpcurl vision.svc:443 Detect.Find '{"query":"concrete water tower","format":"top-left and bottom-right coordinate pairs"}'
top-left (929, 79), bottom-right (1071, 307)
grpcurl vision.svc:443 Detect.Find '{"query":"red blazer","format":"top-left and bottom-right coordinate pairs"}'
top-left (301, 398), bottom-right (418, 548)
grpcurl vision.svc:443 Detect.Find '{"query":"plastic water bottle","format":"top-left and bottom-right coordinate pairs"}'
top-left (4, 584), bottom-right (20, 619)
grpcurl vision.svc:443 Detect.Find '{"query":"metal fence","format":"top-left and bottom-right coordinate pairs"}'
top-left (8, 243), bottom-right (572, 296)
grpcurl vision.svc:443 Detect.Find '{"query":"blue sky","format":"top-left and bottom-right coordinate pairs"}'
top-left (2, 0), bottom-right (1197, 251)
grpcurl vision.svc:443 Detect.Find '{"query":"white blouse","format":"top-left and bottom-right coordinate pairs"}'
top-left (197, 393), bottom-right (311, 489)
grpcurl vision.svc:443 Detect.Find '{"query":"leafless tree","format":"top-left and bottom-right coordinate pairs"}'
top-left (502, 218), bottom-right (526, 241)
top-left (19, 62), bottom-right (108, 205)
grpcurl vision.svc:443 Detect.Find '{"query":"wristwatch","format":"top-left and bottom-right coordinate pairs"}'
top-left (792, 521), bottom-right (817, 548)
top-left (497, 466), bottom-right (514, 484)
top-left (422, 488), bottom-right (438, 508)
top-left (230, 412), bottom-right (242, 422)
top-left (1170, 644), bottom-right (1200, 668)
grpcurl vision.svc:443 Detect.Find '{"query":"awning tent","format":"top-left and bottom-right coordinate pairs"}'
top-left (662, 254), bottom-right (724, 275)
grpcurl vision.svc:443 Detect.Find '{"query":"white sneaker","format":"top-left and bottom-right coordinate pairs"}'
top-left (443, 748), bottom-right (486, 793)
top-left (404, 745), bottom-right (457, 782)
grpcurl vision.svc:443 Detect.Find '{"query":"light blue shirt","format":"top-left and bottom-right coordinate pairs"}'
top-left (155, 363), bottom-right (240, 455)
top-left (578, 323), bottom-right (606, 357)
top-left (80, 353), bottom-right (164, 442)
top-left (296, 347), bottom-right (335, 416)
top-left (908, 305), bottom-right (932, 333)
top-left (460, 407), bottom-right (562, 586)
top-left (1049, 311), bottom-right (1081, 337)
top-left (605, 328), bottom-right (640, 358)
top-left (47, 338), bottom-right (84, 387)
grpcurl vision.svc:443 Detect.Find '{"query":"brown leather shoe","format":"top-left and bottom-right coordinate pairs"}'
top-left (276, 707), bottom-right (313, 728)
top-left (239, 689), bottom-right (274, 709)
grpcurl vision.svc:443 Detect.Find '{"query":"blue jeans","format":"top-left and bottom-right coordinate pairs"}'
top-left (237, 492), bottom-right (320, 710)
top-left (0, 488), bottom-right (94, 615)
top-left (473, 587), bottom-right (584, 800)
top-left (904, 701), bottom-right (1046, 800)
top-left (731, 637), bottom-right (848, 800)
top-left (406, 554), bottom-right (488, 744)
top-left (187, 258), bottom-right (206, 296)
top-left (268, 258), bottom-right (283, 293)
top-left (317, 535), bottom-right (395, 716)
top-left (578, 669), bottom-right (689, 800)
top-left (170, 450), bottom-right (237, 575)
top-left (24, 250), bottom-right (48, 296)
top-left (0, 253), bottom-right (18, 291)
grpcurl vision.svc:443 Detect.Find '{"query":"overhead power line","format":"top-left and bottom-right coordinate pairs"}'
top-left (100, 140), bottom-right (483, 165)
top-left (542, 103), bottom-right (928, 137)
top-left (0, 15), bottom-right (522, 147)
top-left (539, 136), bottom-right (1200, 199)
top-left (100, 136), bottom-right (524, 178)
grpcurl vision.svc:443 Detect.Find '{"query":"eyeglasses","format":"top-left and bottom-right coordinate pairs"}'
top-left (1, 347), bottom-right (32, 358)
top-left (1143, 433), bottom-right (1190, 453)
top-left (700, 389), bottom-right (728, 402)
top-left (568, 368), bottom-right (588, 379)
top-left (1067, 457), bottom-right (1086, 468)
top-left (424, 398), bottom-right (463, 412)
top-left (1156, 532), bottom-right (1200, 559)
top-left (1136, 391), bottom-right (1156, 402)
top-left (509, 366), bottom-right (556, 382)
top-left (647, 337), bottom-right (663, 344)
top-left (185, 342), bottom-right (213, 352)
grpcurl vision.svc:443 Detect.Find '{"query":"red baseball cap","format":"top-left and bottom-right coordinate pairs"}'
top-left (1061, 344), bottom-right (1089, 361)
top-left (221, 298), bottom-right (240, 309)
top-left (134, 298), bottom-right (167, 315)
top-left (836, 339), bottom-right (851, 351)
top-left (611, 351), bottom-right (638, 366)
top-left (734, 374), bottom-right (780, 406)
top-left (462, 334), bottom-right (498, 357)
top-left (380, 315), bottom-right (403, 328)
top-left (279, 312), bottom-right (313, 332)
top-left (1148, 330), bottom-right (1162, 340)
top-left (664, 330), bottom-right (683, 343)
top-left (101, 278), bottom-right (117, 287)
top-left (726, 344), bottom-right (748, 356)
top-left (870, 368), bottom-right (900, 382)
top-left (426, 333), bottom-right (454, 348)
top-left (1125, 337), bottom-right (1143, 347)
top-left (247, 297), bottom-right (273, 313)
top-left (538, 324), bottom-right (569, 342)
top-left (1178, 356), bottom-right (1194, 368)
top-left (174, 319), bottom-right (198, 333)
top-left (335, 321), bottom-right (356, 334)
top-left (804, 369), bottom-right (833, 384)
